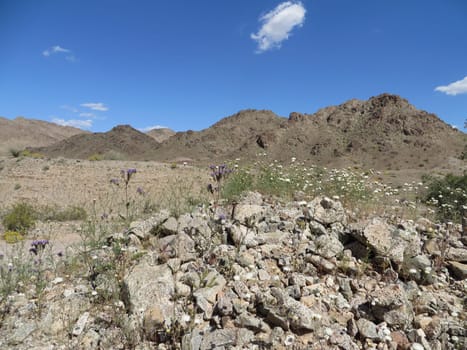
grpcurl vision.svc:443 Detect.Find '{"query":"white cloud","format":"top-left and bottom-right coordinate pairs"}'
top-left (42, 45), bottom-right (76, 62)
top-left (52, 118), bottom-right (93, 129)
top-left (435, 76), bottom-right (467, 96)
top-left (139, 125), bottom-right (168, 132)
top-left (81, 102), bottom-right (109, 111)
top-left (251, 1), bottom-right (306, 53)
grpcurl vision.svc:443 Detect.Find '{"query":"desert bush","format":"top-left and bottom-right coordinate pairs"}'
top-left (3, 230), bottom-right (24, 244)
top-left (20, 149), bottom-right (45, 159)
top-left (38, 205), bottom-right (87, 222)
top-left (422, 173), bottom-right (467, 223)
top-left (222, 167), bottom-right (254, 202)
top-left (2, 202), bottom-right (37, 234)
top-left (8, 148), bottom-right (22, 158)
top-left (103, 150), bottom-right (126, 160)
top-left (88, 153), bottom-right (104, 161)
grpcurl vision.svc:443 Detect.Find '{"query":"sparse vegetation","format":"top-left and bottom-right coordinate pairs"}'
top-left (2, 202), bottom-right (37, 234)
top-left (422, 173), bottom-right (467, 223)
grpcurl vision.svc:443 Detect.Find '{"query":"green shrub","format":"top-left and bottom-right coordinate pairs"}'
top-left (9, 148), bottom-right (22, 158)
top-left (222, 168), bottom-right (254, 201)
top-left (422, 173), bottom-right (467, 223)
top-left (39, 205), bottom-right (87, 222)
top-left (2, 230), bottom-right (24, 243)
top-left (2, 202), bottom-right (37, 233)
top-left (20, 150), bottom-right (45, 159)
top-left (88, 153), bottom-right (104, 161)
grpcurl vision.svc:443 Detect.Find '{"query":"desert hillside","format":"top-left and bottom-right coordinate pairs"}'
top-left (0, 117), bottom-right (87, 156)
top-left (146, 127), bottom-right (176, 143)
top-left (152, 93), bottom-right (466, 170)
top-left (31, 125), bottom-right (161, 160)
top-left (16, 94), bottom-right (467, 172)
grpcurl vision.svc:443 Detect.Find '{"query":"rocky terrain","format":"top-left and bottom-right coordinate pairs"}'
top-left (0, 193), bottom-right (465, 349)
top-left (0, 93), bottom-right (466, 350)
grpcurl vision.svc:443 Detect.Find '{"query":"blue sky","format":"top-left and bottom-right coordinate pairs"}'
top-left (1, 0), bottom-right (466, 132)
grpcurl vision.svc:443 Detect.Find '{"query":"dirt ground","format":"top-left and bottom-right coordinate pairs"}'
top-left (0, 157), bottom-right (210, 254)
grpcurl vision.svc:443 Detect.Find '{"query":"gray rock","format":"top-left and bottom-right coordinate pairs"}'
top-left (356, 318), bottom-right (380, 340)
top-left (40, 295), bottom-right (90, 335)
top-left (200, 328), bottom-right (254, 350)
top-left (128, 210), bottom-right (170, 239)
top-left (182, 329), bottom-right (203, 350)
top-left (72, 311), bottom-right (90, 336)
top-left (446, 247), bottom-right (467, 262)
top-left (308, 196), bottom-right (346, 225)
top-left (307, 254), bottom-right (337, 273)
top-left (237, 312), bottom-right (270, 333)
top-left (80, 329), bottom-right (101, 349)
top-left (258, 269), bottom-right (271, 281)
top-left (314, 234), bottom-right (344, 259)
top-left (270, 287), bottom-right (324, 333)
top-left (122, 261), bottom-right (174, 325)
top-left (309, 220), bottom-right (328, 236)
top-left (447, 261), bottom-right (467, 279)
top-left (192, 269), bottom-right (226, 304)
top-left (194, 294), bottom-right (213, 319)
top-left (227, 224), bottom-right (258, 248)
top-left (351, 218), bottom-right (421, 265)
top-left (157, 232), bottom-right (196, 263)
top-left (8, 322), bottom-right (36, 345)
top-left (216, 295), bottom-right (233, 316)
top-left (233, 204), bottom-right (266, 224)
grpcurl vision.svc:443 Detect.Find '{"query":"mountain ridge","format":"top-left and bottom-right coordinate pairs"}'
top-left (13, 93), bottom-right (467, 171)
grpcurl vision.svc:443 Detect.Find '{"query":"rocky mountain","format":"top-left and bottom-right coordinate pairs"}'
top-left (31, 125), bottom-right (160, 160)
top-left (0, 117), bottom-right (87, 155)
top-left (25, 94), bottom-right (466, 170)
top-left (146, 127), bottom-right (176, 143)
top-left (153, 94), bottom-right (465, 170)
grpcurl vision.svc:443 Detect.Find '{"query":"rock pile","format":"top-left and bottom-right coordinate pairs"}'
top-left (1, 193), bottom-right (466, 349)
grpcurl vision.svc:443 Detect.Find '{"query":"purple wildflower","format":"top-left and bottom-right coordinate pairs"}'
top-left (29, 239), bottom-right (49, 255)
top-left (210, 164), bottom-right (232, 182)
top-left (110, 178), bottom-right (120, 185)
top-left (136, 187), bottom-right (145, 195)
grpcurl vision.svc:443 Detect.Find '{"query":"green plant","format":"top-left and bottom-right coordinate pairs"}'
top-left (222, 167), bottom-right (254, 202)
top-left (14, 183), bottom-right (21, 190)
top-left (3, 231), bottom-right (24, 244)
top-left (38, 205), bottom-right (87, 222)
top-left (20, 149), bottom-right (45, 159)
top-left (421, 173), bottom-right (467, 223)
top-left (9, 148), bottom-right (22, 158)
top-left (88, 153), bottom-right (104, 161)
top-left (2, 202), bottom-right (37, 234)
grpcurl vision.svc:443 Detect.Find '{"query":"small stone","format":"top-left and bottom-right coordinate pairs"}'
top-left (72, 312), bottom-right (90, 336)
top-left (410, 343), bottom-right (424, 350)
top-left (447, 261), bottom-right (467, 279)
top-left (52, 277), bottom-right (64, 285)
top-left (357, 318), bottom-right (380, 340)
top-left (258, 269), bottom-right (271, 281)
top-left (8, 322), bottom-right (36, 345)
